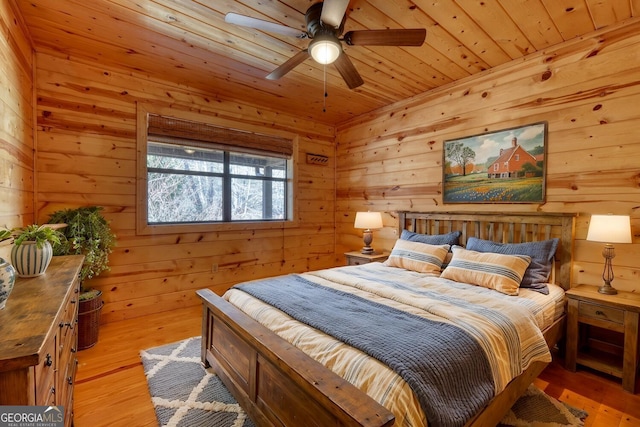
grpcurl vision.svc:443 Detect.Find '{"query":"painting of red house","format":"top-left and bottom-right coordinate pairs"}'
top-left (487, 137), bottom-right (539, 178)
top-left (443, 122), bottom-right (547, 203)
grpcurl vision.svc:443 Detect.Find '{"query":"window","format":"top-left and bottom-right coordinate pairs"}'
top-left (137, 108), bottom-right (295, 234)
top-left (147, 143), bottom-right (287, 223)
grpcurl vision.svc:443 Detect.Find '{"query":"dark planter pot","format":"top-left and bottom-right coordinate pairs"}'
top-left (78, 291), bottom-right (104, 350)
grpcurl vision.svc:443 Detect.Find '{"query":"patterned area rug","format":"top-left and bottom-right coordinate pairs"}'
top-left (141, 337), bottom-right (587, 427)
top-left (499, 385), bottom-right (588, 427)
top-left (140, 337), bottom-right (254, 427)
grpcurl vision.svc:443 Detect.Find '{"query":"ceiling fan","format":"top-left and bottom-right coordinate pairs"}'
top-left (225, 0), bottom-right (427, 89)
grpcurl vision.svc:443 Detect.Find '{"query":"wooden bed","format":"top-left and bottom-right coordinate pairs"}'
top-left (197, 211), bottom-right (576, 427)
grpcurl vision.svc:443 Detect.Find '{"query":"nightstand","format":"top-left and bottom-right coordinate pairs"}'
top-left (565, 284), bottom-right (640, 393)
top-left (344, 251), bottom-right (389, 266)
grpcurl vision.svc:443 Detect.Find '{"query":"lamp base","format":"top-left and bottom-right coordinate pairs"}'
top-left (598, 245), bottom-right (618, 295)
top-left (598, 282), bottom-right (618, 295)
top-left (361, 230), bottom-right (374, 255)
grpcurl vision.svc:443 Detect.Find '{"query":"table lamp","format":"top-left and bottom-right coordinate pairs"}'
top-left (354, 212), bottom-right (383, 255)
top-left (586, 214), bottom-right (632, 294)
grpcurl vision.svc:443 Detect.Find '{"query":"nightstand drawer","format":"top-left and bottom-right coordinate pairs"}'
top-left (578, 301), bottom-right (624, 325)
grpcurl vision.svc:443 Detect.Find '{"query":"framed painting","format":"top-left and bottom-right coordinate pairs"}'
top-left (443, 122), bottom-right (547, 203)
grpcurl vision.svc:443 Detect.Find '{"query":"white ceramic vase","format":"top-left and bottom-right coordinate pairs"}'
top-left (0, 257), bottom-right (17, 309)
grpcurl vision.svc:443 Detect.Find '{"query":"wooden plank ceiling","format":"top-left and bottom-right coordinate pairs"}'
top-left (16, 0), bottom-right (639, 125)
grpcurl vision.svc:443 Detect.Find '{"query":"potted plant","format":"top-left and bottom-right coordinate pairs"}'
top-left (10, 224), bottom-right (65, 277)
top-left (48, 206), bottom-right (116, 350)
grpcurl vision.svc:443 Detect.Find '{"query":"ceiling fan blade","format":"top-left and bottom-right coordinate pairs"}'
top-left (321, 0), bottom-right (350, 29)
top-left (334, 53), bottom-right (364, 89)
top-left (344, 29), bottom-right (426, 46)
top-left (225, 13), bottom-right (307, 39)
top-left (266, 50), bottom-right (310, 80)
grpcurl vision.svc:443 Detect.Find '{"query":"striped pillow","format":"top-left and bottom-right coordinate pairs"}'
top-left (440, 246), bottom-right (531, 295)
top-left (465, 237), bottom-right (559, 294)
top-left (384, 240), bottom-right (450, 274)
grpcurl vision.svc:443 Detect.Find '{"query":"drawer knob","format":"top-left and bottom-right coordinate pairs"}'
top-left (67, 376), bottom-right (73, 385)
top-left (596, 310), bottom-right (605, 316)
top-left (45, 353), bottom-right (53, 367)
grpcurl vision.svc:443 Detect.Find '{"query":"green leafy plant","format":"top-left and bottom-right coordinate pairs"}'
top-left (48, 206), bottom-right (116, 294)
top-left (12, 224), bottom-right (64, 248)
top-left (0, 229), bottom-right (12, 242)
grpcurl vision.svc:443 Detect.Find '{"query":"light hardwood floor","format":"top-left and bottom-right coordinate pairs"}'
top-left (74, 306), bottom-right (640, 427)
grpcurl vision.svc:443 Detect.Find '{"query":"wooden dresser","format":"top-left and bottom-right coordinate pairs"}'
top-left (0, 255), bottom-right (83, 426)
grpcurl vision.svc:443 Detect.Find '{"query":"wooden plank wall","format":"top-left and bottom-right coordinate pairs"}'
top-left (34, 53), bottom-right (336, 323)
top-left (0, 1), bottom-right (34, 260)
top-left (336, 18), bottom-right (640, 293)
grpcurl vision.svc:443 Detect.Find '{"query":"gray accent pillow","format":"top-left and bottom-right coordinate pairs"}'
top-left (465, 237), bottom-right (559, 295)
top-left (400, 229), bottom-right (461, 247)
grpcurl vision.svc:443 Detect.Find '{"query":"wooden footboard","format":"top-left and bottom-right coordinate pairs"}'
top-left (197, 288), bottom-right (395, 427)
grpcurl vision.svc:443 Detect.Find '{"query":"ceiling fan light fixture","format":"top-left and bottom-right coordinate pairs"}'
top-left (309, 35), bottom-right (341, 65)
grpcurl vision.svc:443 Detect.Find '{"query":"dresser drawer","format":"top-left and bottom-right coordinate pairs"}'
top-left (59, 352), bottom-right (77, 421)
top-left (578, 301), bottom-right (624, 324)
top-left (59, 290), bottom-right (78, 363)
top-left (35, 338), bottom-right (57, 405)
top-left (59, 292), bottom-right (78, 340)
top-left (58, 327), bottom-right (77, 392)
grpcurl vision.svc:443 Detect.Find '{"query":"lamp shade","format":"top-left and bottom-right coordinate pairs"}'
top-left (309, 35), bottom-right (341, 65)
top-left (586, 214), bottom-right (632, 244)
top-left (354, 212), bottom-right (383, 230)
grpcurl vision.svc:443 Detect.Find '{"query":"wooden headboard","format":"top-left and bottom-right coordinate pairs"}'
top-left (397, 212), bottom-right (577, 290)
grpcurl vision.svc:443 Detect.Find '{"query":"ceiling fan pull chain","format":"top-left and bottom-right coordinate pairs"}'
top-left (323, 63), bottom-right (328, 113)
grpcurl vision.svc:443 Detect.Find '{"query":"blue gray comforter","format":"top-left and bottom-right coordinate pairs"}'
top-left (235, 274), bottom-right (494, 427)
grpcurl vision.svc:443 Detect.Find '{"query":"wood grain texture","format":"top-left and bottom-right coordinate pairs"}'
top-left (0, 0), bottom-right (35, 246)
top-left (74, 305), bottom-right (202, 427)
top-left (1, 0), bottom-right (639, 322)
top-left (12, 0), bottom-right (639, 125)
top-left (336, 19), bottom-right (640, 294)
top-left (32, 51), bottom-right (337, 323)
top-left (74, 306), bottom-right (640, 427)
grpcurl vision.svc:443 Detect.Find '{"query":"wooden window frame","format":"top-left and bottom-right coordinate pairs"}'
top-left (136, 103), bottom-right (298, 235)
